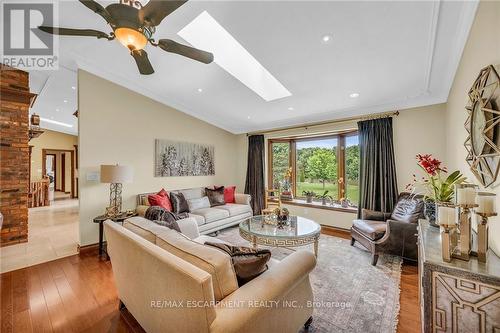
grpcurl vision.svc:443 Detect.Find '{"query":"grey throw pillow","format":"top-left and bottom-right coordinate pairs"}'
top-left (170, 192), bottom-right (189, 214)
top-left (205, 186), bottom-right (225, 207)
top-left (187, 196), bottom-right (211, 211)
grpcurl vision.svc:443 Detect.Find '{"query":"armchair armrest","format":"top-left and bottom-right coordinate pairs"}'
top-left (375, 219), bottom-right (418, 260)
top-left (361, 209), bottom-right (391, 221)
top-left (234, 193), bottom-right (251, 206)
top-left (210, 251), bottom-right (316, 333)
top-left (177, 217), bottom-right (200, 239)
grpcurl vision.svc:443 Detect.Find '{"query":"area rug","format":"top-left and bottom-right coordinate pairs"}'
top-left (216, 227), bottom-right (402, 333)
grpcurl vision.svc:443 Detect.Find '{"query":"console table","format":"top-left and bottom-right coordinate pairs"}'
top-left (418, 220), bottom-right (500, 333)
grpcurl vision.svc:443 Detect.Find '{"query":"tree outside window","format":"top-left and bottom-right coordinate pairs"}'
top-left (269, 132), bottom-right (359, 206)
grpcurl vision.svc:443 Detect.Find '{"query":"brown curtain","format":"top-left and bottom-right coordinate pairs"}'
top-left (357, 117), bottom-right (399, 217)
top-left (244, 135), bottom-right (265, 215)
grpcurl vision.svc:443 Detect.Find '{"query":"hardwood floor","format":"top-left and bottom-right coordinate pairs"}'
top-left (0, 228), bottom-right (420, 333)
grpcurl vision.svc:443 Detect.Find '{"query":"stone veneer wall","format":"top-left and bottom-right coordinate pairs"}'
top-left (0, 65), bottom-right (31, 247)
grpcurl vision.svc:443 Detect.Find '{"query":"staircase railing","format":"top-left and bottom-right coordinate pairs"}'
top-left (29, 178), bottom-right (50, 208)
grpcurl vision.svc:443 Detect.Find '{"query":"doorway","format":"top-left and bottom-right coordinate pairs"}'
top-left (42, 148), bottom-right (76, 199)
top-left (45, 153), bottom-right (56, 189)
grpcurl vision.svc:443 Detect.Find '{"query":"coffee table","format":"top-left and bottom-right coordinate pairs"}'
top-left (239, 215), bottom-right (321, 257)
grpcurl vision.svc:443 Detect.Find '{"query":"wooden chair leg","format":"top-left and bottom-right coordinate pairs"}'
top-left (371, 254), bottom-right (379, 266)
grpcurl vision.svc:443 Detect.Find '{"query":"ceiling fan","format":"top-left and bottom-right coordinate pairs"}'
top-left (39, 0), bottom-right (214, 75)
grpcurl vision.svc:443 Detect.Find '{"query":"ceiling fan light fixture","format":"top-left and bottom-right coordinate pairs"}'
top-left (115, 27), bottom-right (148, 50)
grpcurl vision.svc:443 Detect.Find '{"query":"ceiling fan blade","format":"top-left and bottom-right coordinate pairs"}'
top-left (138, 0), bottom-right (187, 26)
top-left (130, 49), bottom-right (154, 75)
top-left (79, 0), bottom-right (114, 25)
top-left (38, 26), bottom-right (111, 39)
top-left (157, 39), bottom-right (214, 64)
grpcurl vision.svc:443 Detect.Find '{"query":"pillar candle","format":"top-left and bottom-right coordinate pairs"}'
top-left (466, 188), bottom-right (476, 205)
top-left (476, 193), bottom-right (496, 214)
top-left (438, 206), bottom-right (455, 225)
top-left (457, 187), bottom-right (476, 205)
top-left (456, 188), bottom-right (467, 205)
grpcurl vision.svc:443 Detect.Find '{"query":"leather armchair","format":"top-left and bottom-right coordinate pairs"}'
top-left (350, 193), bottom-right (424, 266)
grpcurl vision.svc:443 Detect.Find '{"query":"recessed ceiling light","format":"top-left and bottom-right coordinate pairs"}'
top-left (63, 100), bottom-right (68, 103)
top-left (71, 86), bottom-right (76, 90)
top-left (40, 117), bottom-right (73, 128)
top-left (179, 11), bottom-right (292, 102)
top-left (56, 108), bottom-right (60, 112)
top-left (349, 93), bottom-right (360, 98)
top-left (288, 107), bottom-right (294, 111)
top-left (247, 116), bottom-right (251, 119)
top-left (197, 88), bottom-right (203, 93)
top-left (322, 35), bottom-right (332, 43)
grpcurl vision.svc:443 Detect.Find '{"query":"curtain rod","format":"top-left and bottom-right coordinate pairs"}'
top-left (246, 110), bottom-right (400, 136)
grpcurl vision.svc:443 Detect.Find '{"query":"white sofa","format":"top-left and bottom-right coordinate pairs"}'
top-left (104, 216), bottom-right (316, 333)
top-left (136, 187), bottom-right (253, 234)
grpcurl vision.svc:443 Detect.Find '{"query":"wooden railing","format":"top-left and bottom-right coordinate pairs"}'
top-left (29, 178), bottom-right (50, 208)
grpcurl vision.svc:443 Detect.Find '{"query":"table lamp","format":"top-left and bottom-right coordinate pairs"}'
top-left (100, 164), bottom-right (133, 217)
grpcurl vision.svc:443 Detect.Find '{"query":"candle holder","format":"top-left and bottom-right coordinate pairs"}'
top-left (475, 212), bottom-right (497, 262)
top-left (441, 224), bottom-right (458, 263)
top-left (452, 203), bottom-right (478, 261)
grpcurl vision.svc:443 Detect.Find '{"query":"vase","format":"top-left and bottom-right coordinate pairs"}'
top-left (306, 196), bottom-right (313, 203)
top-left (424, 201), bottom-right (439, 227)
top-left (321, 198), bottom-right (327, 205)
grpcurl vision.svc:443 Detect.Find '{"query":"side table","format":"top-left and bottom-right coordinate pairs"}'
top-left (93, 212), bottom-right (137, 259)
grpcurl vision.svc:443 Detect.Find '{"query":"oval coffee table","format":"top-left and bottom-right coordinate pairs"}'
top-left (239, 215), bottom-right (321, 257)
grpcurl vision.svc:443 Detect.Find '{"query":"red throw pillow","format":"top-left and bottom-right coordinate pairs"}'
top-left (157, 188), bottom-right (168, 197)
top-left (148, 189), bottom-right (172, 211)
top-left (224, 186), bottom-right (236, 203)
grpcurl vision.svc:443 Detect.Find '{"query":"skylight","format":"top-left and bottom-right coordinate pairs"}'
top-left (178, 11), bottom-right (292, 102)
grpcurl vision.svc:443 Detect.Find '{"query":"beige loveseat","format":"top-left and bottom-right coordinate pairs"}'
top-left (104, 217), bottom-right (316, 333)
top-left (136, 187), bottom-right (253, 234)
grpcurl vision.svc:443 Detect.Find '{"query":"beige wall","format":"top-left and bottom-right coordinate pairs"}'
top-left (78, 70), bottom-right (242, 246)
top-left (235, 103), bottom-right (447, 229)
top-left (30, 129), bottom-right (77, 182)
top-left (394, 103), bottom-right (447, 191)
top-left (445, 1), bottom-right (500, 254)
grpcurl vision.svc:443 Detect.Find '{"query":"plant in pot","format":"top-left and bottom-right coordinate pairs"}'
top-left (302, 191), bottom-right (316, 203)
top-left (316, 190), bottom-right (333, 205)
top-left (406, 154), bottom-right (466, 227)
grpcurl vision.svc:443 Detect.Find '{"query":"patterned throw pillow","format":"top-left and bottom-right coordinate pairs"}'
top-left (170, 192), bottom-right (189, 214)
top-left (205, 186), bottom-right (225, 207)
top-left (187, 196), bottom-right (211, 211)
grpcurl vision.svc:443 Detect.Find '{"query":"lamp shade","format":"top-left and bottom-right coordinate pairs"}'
top-left (100, 165), bottom-right (133, 183)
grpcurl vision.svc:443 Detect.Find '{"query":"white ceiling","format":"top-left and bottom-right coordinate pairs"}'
top-left (27, 0), bottom-right (478, 135)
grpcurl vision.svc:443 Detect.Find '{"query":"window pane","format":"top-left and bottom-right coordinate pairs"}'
top-left (345, 135), bottom-right (359, 206)
top-left (271, 142), bottom-right (290, 189)
top-left (296, 138), bottom-right (338, 201)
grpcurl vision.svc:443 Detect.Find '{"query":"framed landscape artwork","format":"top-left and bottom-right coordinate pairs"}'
top-left (154, 139), bottom-right (215, 177)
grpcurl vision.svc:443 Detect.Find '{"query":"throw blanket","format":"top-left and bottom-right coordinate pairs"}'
top-left (145, 206), bottom-right (189, 232)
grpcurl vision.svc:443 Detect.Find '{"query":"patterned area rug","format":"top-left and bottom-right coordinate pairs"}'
top-left (216, 227), bottom-right (402, 333)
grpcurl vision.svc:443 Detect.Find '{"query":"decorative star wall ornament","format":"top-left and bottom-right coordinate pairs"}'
top-left (464, 64), bottom-right (500, 187)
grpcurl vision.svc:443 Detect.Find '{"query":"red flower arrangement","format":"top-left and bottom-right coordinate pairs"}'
top-left (406, 154), bottom-right (464, 203)
top-left (416, 154), bottom-right (447, 176)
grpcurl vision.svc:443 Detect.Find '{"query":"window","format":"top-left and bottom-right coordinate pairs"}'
top-left (268, 132), bottom-right (359, 207)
